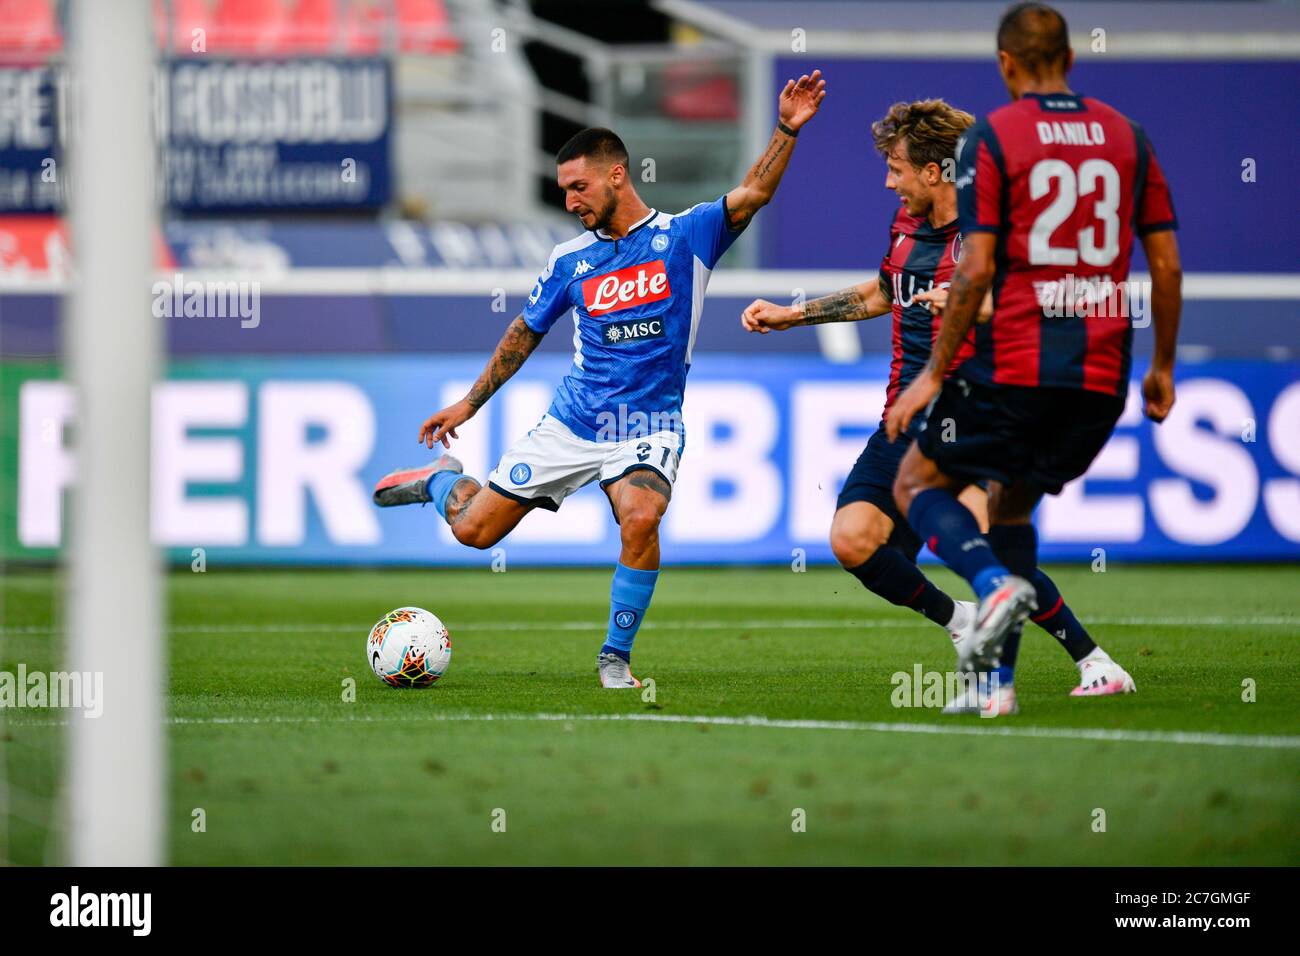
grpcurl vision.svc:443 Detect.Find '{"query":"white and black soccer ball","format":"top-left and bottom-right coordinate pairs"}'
top-left (366, 606), bottom-right (452, 688)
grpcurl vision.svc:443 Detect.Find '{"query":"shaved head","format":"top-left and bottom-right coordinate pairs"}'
top-left (997, 2), bottom-right (1070, 77)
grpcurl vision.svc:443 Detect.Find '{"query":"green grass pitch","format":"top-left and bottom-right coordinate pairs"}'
top-left (2, 563), bottom-right (1297, 865)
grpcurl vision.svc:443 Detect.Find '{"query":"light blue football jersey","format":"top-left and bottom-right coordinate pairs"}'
top-left (523, 197), bottom-right (744, 444)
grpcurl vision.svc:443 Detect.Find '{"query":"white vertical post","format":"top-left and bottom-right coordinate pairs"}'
top-left (741, 45), bottom-right (772, 268)
top-left (66, 0), bottom-right (163, 866)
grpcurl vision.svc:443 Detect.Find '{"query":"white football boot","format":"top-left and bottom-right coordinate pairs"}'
top-left (963, 576), bottom-right (1037, 671)
top-left (980, 682), bottom-right (1019, 717)
top-left (1070, 650), bottom-right (1136, 697)
top-left (597, 652), bottom-right (642, 689)
top-left (941, 674), bottom-right (1019, 717)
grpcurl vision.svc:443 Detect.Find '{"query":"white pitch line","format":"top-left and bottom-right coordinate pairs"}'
top-left (156, 711), bottom-right (1300, 750)
top-left (1, 615), bottom-right (1296, 637)
top-left (9, 710), bottom-right (1297, 750)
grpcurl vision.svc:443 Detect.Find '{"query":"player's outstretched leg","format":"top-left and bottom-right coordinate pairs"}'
top-left (373, 456), bottom-right (531, 549)
top-left (894, 446), bottom-right (1036, 672)
top-left (373, 453), bottom-right (464, 507)
top-left (988, 524), bottom-right (1136, 698)
top-left (829, 502), bottom-right (976, 651)
top-left (597, 469), bottom-right (671, 689)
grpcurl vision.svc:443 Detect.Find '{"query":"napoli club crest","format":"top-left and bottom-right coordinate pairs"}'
top-left (509, 462), bottom-right (532, 485)
top-left (615, 610), bottom-right (638, 629)
top-left (651, 232), bottom-right (669, 253)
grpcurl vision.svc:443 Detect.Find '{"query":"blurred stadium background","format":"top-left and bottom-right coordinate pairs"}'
top-left (0, 0), bottom-right (1296, 867)
top-left (1, 0), bottom-right (1298, 567)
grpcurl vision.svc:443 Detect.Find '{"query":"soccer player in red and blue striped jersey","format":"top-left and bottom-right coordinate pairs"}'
top-left (744, 99), bottom-right (1132, 711)
top-left (888, 3), bottom-right (1182, 704)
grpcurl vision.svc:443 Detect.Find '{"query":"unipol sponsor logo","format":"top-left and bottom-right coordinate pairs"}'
top-left (891, 270), bottom-right (935, 310)
top-left (582, 259), bottom-right (670, 316)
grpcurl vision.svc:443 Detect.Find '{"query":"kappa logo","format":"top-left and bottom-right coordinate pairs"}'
top-left (572, 259), bottom-right (594, 277)
top-left (603, 318), bottom-right (664, 345)
top-left (582, 260), bottom-right (671, 316)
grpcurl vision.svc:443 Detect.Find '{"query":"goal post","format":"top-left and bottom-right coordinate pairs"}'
top-left (64, 0), bottom-right (164, 866)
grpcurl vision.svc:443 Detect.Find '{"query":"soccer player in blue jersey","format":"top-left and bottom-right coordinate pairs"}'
top-left (373, 71), bottom-right (827, 688)
top-left (743, 99), bottom-right (1134, 715)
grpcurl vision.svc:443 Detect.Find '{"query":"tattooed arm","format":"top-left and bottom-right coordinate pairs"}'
top-left (883, 232), bottom-right (996, 441)
top-left (742, 279), bottom-right (890, 333)
top-left (725, 70), bottom-right (826, 231)
top-left (418, 315), bottom-right (544, 448)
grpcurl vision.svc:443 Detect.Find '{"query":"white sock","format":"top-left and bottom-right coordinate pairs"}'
top-left (946, 600), bottom-right (974, 632)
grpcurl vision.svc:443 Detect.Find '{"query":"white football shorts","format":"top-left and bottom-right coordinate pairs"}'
top-left (487, 414), bottom-right (681, 511)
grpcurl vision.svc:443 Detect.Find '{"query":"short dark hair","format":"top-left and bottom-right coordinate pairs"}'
top-left (997, 2), bottom-right (1071, 76)
top-left (555, 127), bottom-right (629, 169)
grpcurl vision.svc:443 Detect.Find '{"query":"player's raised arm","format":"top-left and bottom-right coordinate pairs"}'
top-left (725, 70), bottom-right (826, 231)
top-left (1139, 229), bottom-right (1183, 423)
top-left (742, 279), bottom-right (889, 334)
top-left (418, 315), bottom-right (543, 448)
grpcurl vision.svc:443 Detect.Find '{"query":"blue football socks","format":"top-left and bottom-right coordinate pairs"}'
top-left (601, 563), bottom-right (659, 661)
top-left (426, 471), bottom-right (468, 521)
top-left (908, 488), bottom-right (1011, 599)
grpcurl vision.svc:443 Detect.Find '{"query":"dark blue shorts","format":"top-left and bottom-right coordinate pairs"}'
top-left (837, 426), bottom-right (923, 560)
top-left (917, 376), bottom-right (1126, 495)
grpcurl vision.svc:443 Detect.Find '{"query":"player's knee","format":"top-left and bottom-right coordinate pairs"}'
top-left (619, 507), bottom-right (661, 547)
top-left (892, 469), bottom-right (918, 516)
top-left (830, 520), bottom-right (888, 568)
top-left (452, 517), bottom-right (500, 550)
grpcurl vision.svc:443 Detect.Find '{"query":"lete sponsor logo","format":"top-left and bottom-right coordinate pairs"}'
top-left (581, 259), bottom-right (670, 316)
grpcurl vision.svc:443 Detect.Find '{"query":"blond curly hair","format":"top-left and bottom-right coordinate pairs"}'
top-left (871, 99), bottom-right (975, 170)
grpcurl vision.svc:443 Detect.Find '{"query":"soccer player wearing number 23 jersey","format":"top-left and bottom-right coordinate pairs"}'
top-left (888, 3), bottom-right (1182, 691)
top-left (744, 98), bottom-right (1134, 714)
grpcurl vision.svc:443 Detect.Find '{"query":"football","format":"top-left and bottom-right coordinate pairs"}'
top-left (366, 607), bottom-right (452, 688)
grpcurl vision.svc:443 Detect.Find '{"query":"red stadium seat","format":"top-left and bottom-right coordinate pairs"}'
top-left (396, 0), bottom-right (458, 54)
top-left (343, 1), bottom-right (386, 56)
top-left (0, 0), bottom-right (62, 54)
top-left (282, 0), bottom-right (340, 53)
top-left (281, 0), bottom-right (391, 55)
top-left (660, 66), bottom-right (740, 122)
top-left (211, 0), bottom-right (288, 53)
